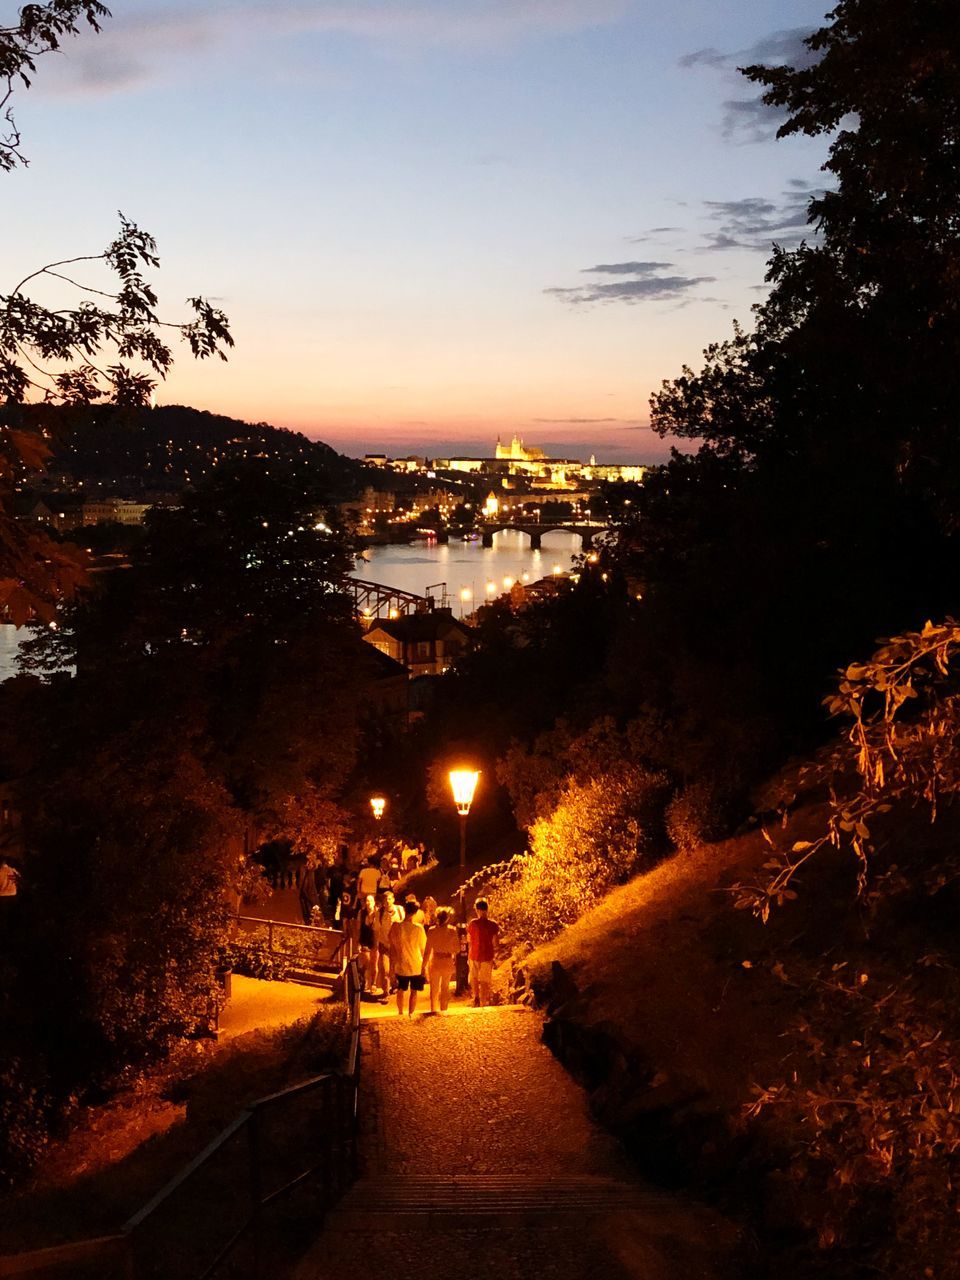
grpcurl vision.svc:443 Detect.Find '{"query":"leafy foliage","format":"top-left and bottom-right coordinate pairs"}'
top-left (1, 219), bottom-right (233, 623)
top-left (482, 763), bottom-right (667, 950)
top-left (1, 2), bottom-right (109, 172)
top-left (747, 959), bottom-right (960, 1275)
top-left (1, 216), bottom-right (232, 407)
top-left (738, 619), bottom-right (960, 921)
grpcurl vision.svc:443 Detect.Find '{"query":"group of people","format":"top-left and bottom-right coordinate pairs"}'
top-left (344, 876), bottom-right (501, 1016)
top-left (296, 848), bottom-right (502, 1014)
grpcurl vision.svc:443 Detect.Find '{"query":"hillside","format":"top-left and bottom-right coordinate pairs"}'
top-left (520, 805), bottom-right (960, 1278)
top-left (33, 403), bottom-right (364, 496)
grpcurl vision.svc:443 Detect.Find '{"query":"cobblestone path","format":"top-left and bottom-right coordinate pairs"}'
top-left (293, 1008), bottom-right (739, 1280)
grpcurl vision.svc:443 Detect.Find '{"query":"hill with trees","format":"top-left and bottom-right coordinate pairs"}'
top-left (38, 402), bottom-right (363, 497)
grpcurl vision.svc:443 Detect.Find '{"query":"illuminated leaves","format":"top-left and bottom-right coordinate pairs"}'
top-left (738, 618), bottom-right (960, 919)
top-left (483, 763), bottom-right (668, 948)
top-left (747, 964), bottom-right (960, 1268)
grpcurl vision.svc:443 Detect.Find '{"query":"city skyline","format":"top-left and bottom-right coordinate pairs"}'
top-left (3, 0), bottom-right (831, 462)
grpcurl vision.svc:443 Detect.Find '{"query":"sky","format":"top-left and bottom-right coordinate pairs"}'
top-left (3, 0), bottom-right (833, 463)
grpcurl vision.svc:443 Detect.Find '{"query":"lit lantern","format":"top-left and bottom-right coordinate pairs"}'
top-left (370, 796), bottom-right (386, 821)
top-left (449, 769), bottom-right (479, 816)
top-left (449, 768), bottom-right (480, 899)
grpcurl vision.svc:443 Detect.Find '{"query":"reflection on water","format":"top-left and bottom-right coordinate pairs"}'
top-left (0, 532), bottom-right (581, 682)
top-left (0, 624), bottom-right (17, 683)
top-left (356, 530), bottom-right (580, 614)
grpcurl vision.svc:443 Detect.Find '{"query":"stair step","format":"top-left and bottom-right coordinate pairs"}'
top-left (328, 1175), bottom-right (676, 1229)
top-left (285, 970), bottom-right (337, 988)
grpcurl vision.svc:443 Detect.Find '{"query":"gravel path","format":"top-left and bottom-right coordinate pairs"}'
top-left (293, 1007), bottom-right (740, 1280)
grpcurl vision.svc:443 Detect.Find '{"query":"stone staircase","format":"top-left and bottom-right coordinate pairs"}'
top-left (327, 1173), bottom-right (679, 1231)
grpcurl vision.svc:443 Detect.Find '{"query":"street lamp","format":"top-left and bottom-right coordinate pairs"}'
top-left (449, 768), bottom-right (479, 923)
top-left (370, 795), bottom-right (386, 822)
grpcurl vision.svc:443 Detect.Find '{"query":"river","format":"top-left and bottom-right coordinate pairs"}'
top-left (0, 531), bottom-right (581, 681)
top-left (355, 529), bottom-right (581, 613)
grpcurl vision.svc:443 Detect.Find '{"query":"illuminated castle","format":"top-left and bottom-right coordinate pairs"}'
top-left (495, 434), bottom-right (545, 463)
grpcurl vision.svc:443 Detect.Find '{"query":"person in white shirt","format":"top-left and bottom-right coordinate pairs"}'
top-left (375, 888), bottom-right (404, 998)
top-left (388, 898), bottom-right (427, 1017)
top-left (357, 856), bottom-right (381, 900)
top-left (423, 907), bottom-right (459, 1014)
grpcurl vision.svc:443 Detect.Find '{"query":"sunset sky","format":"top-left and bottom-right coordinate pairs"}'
top-left (4, 0), bottom-right (832, 462)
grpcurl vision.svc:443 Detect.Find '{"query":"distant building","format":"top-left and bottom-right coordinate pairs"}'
top-left (82, 498), bottom-right (151, 526)
top-left (338, 486), bottom-right (396, 526)
top-left (430, 437), bottom-right (645, 488)
top-left (15, 493), bottom-right (84, 531)
top-left (495, 433), bottom-right (545, 462)
top-left (363, 608), bottom-right (473, 677)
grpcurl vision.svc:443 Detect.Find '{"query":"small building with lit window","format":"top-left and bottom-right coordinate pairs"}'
top-left (362, 609), bottom-right (473, 677)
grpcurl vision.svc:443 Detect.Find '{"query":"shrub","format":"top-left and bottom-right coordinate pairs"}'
top-left (0, 1058), bottom-right (56, 1187)
top-left (748, 961), bottom-right (960, 1276)
top-left (221, 941), bottom-right (290, 983)
top-left (485, 763), bottom-right (668, 948)
top-left (665, 779), bottom-right (727, 854)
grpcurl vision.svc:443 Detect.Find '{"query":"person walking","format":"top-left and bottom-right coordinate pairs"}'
top-left (338, 888), bottom-right (361, 958)
top-left (375, 888), bottom-right (404, 998)
top-left (358, 893), bottom-right (377, 991)
top-left (357, 854), bottom-right (381, 902)
top-left (423, 907), bottom-right (458, 1014)
top-left (388, 898), bottom-right (427, 1017)
top-left (466, 898), bottom-right (500, 1008)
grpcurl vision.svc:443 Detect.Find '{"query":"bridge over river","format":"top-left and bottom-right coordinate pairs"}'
top-left (478, 518), bottom-right (609, 550)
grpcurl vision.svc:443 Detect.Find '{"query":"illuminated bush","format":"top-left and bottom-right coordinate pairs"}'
top-left (485, 763), bottom-right (667, 947)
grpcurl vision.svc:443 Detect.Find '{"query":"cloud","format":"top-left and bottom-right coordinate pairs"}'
top-left (546, 260), bottom-right (714, 306)
top-left (37, 0), bottom-right (632, 96)
top-left (700, 181), bottom-right (823, 251)
top-left (680, 27), bottom-right (819, 142)
top-left (580, 261), bottom-right (672, 276)
top-left (533, 417), bottom-right (636, 424)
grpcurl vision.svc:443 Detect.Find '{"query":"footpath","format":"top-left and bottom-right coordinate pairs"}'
top-left (293, 1006), bottom-right (740, 1280)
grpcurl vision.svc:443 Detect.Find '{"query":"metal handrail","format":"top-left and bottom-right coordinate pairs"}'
top-left (0, 959), bottom-right (363, 1280)
top-left (235, 914), bottom-right (342, 940)
top-left (0, 1235), bottom-right (127, 1277)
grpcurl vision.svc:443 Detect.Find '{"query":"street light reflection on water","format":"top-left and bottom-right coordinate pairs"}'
top-left (355, 531), bottom-right (580, 613)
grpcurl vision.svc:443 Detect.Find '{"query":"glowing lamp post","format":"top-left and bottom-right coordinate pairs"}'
top-left (450, 768), bottom-right (479, 924)
top-left (370, 795), bottom-right (386, 822)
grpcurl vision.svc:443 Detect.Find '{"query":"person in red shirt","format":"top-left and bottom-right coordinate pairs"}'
top-left (466, 898), bottom-right (500, 1008)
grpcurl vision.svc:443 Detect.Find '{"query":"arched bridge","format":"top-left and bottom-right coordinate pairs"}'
top-left (479, 520), bottom-right (610, 550)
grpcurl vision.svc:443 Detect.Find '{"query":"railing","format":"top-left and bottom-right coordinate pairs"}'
top-left (348, 577), bottom-right (432, 622)
top-left (233, 914), bottom-right (347, 975)
top-left (0, 960), bottom-right (363, 1280)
